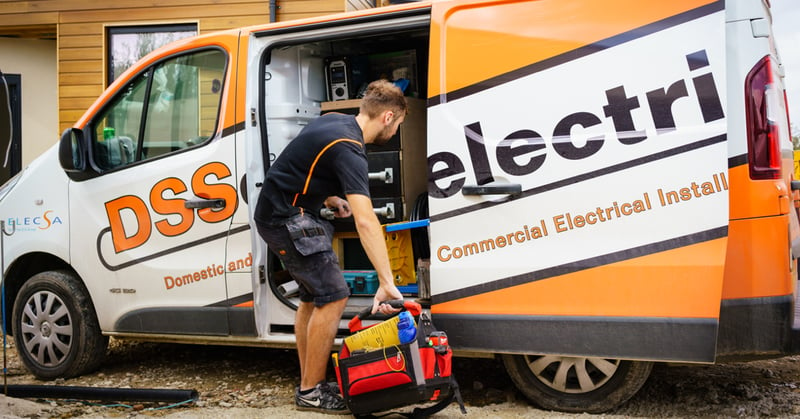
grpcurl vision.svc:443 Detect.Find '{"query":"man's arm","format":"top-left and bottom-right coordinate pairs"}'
top-left (346, 193), bottom-right (403, 313)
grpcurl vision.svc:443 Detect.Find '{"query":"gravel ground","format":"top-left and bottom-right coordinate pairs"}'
top-left (0, 338), bottom-right (800, 418)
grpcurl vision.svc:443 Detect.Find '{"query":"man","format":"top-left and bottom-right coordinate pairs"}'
top-left (254, 80), bottom-right (406, 414)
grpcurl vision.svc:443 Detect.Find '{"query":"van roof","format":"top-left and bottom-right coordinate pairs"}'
top-left (244, 0), bottom-right (433, 37)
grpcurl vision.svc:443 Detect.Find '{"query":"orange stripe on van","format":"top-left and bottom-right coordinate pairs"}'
top-left (432, 237), bottom-right (726, 319)
top-left (429, 0), bottom-right (720, 98)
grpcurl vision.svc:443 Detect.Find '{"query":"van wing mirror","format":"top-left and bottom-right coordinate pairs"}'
top-left (59, 127), bottom-right (87, 172)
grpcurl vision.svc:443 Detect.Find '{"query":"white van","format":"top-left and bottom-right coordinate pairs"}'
top-left (0, 0), bottom-right (796, 413)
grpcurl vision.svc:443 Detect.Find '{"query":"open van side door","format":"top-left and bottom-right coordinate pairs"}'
top-left (427, 0), bottom-right (728, 363)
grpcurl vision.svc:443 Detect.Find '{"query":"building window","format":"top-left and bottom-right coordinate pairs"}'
top-left (107, 24), bottom-right (197, 85)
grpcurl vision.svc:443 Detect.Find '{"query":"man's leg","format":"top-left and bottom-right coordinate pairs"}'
top-left (299, 297), bottom-right (348, 391)
top-left (295, 301), bottom-right (314, 382)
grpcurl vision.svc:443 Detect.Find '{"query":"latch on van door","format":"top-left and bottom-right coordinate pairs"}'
top-left (461, 183), bottom-right (521, 195)
top-left (184, 198), bottom-right (226, 209)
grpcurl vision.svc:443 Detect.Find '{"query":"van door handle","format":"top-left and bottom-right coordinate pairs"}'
top-left (461, 184), bottom-right (522, 195)
top-left (184, 198), bottom-right (226, 209)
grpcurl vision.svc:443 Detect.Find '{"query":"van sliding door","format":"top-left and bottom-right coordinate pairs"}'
top-left (427, 0), bottom-right (728, 362)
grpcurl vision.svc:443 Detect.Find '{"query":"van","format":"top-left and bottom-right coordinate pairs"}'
top-left (0, 0), bottom-right (795, 413)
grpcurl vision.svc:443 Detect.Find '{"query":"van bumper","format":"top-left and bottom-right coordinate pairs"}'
top-left (716, 293), bottom-right (797, 362)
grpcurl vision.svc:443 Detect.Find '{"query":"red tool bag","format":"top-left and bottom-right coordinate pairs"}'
top-left (333, 300), bottom-right (466, 418)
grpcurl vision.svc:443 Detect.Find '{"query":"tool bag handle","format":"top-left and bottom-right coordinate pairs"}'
top-left (348, 300), bottom-right (422, 333)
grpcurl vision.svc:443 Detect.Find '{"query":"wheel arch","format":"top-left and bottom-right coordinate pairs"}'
top-left (3, 252), bottom-right (73, 336)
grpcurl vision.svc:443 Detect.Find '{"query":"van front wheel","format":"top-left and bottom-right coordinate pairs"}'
top-left (501, 354), bottom-right (652, 413)
top-left (12, 270), bottom-right (108, 379)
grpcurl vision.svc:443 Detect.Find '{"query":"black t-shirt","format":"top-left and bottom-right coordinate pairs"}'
top-left (255, 113), bottom-right (371, 223)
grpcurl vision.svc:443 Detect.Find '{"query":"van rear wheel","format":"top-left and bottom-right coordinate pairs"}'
top-left (501, 354), bottom-right (652, 413)
top-left (12, 270), bottom-right (108, 379)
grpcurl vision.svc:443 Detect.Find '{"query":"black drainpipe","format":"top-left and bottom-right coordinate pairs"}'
top-left (4, 385), bottom-right (198, 404)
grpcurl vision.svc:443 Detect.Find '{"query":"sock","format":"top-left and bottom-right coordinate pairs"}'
top-left (299, 387), bottom-right (315, 395)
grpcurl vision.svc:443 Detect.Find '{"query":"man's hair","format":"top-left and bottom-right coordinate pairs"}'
top-left (359, 80), bottom-right (408, 119)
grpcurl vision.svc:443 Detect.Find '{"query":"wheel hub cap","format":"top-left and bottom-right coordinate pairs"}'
top-left (528, 355), bottom-right (620, 394)
top-left (19, 290), bottom-right (73, 367)
top-left (40, 322), bottom-right (52, 338)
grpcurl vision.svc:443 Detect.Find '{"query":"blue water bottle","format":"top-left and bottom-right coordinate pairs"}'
top-left (397, 311), bottom-right (417, 344)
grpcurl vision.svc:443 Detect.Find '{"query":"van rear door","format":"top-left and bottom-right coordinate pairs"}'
top-left (427, 0), bottom-right (728, 362)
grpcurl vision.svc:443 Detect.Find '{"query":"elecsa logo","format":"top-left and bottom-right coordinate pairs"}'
top-left (7, 210), bottom-right (63, 231)
top-left (427, 50), bottom-right (725, 198)
top-left (104, 161), bottom-right (238, 253)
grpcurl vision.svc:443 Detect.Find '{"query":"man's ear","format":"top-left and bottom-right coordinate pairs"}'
top-left (383, 110), bottom-right (394, 125)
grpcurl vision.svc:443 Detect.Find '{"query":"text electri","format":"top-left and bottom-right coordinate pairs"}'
top-left (428, 50), bottom-right (724, 198)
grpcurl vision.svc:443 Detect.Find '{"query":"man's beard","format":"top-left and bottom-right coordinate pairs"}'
top-left (372, 126), bottom-right (395, 145)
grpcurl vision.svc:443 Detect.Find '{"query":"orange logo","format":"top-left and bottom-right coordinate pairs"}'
top-left (104, 162), bottom-right (237, 253)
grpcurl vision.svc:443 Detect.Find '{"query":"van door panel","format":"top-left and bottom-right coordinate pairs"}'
top-left (70, 40), bottom-right (243, 335)
top-left (428, 0), bottom-right (728, 362)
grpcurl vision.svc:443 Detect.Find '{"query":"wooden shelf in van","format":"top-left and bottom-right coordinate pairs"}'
top-left (321, 99), bottom-right (362, 111)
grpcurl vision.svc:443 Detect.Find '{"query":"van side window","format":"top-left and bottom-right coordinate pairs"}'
top-left (92, 74), bottom-right (147, 170)
top-left (91, 49), bottom-right (226, 171)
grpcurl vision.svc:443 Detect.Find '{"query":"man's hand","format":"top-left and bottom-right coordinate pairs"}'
top-left (324, 196), bottom-right (352, 218)
top-left (372, 283), bottom-right (404, 315)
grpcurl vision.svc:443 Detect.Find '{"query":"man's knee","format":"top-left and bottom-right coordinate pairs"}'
top-left (311, 298), bottom-right (347, 321)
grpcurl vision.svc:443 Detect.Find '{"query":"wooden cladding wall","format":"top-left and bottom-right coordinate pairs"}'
top-left (0, 0), bottom-right (346, 132)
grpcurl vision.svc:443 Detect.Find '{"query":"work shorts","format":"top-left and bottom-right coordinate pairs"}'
top-left (256, 213), bottom-right (350, 306)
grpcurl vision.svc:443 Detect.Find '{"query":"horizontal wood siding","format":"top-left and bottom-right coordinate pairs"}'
top-left (201, 16), bottom-right (272, 32)
top-left (277, 0), bottom-right (345, 17)
top-left (0, 0), bottom-right (349, 131)
top-left (0, 11), bottom-right (59, 26)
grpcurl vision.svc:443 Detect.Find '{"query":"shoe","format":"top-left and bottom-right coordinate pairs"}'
top-left (295, 382), bottom-right (350, 415)
top-left (294, 381), bottom-right (340, 395)
top-left (327, 381), bottom-right (340, 394)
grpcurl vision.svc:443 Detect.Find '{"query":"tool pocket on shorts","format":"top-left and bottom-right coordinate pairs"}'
top-left (285, 214), bottom-right (332, 256)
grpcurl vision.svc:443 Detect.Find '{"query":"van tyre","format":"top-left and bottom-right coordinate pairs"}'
top-left (12, 270), bottom-right (108, 379)
top-left (501, 354), bottom-right (652, 413)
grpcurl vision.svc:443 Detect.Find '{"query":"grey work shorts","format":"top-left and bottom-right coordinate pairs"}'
top-left (256, 214), bottom-right (350, 306)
